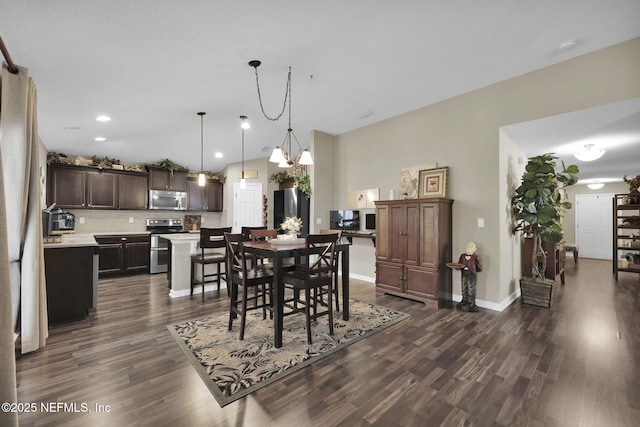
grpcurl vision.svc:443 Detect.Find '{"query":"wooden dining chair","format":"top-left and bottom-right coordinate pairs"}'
top-left (319, 229), bottom-right (342, 312)
top-left (190, 227), bottom-right (231, 302)
top-left (282, 233), bottom-right (338, 344)
top-left (249, 228), bottom-right (278, 268)
top-left (224, 232), bottom-right (274, 340)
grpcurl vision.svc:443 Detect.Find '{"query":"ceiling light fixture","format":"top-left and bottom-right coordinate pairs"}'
top-left (96, 115), bottom-right (111, 122)
top-left (197, 112), bottom-right (206, 186)
top-left (587, 182), bottom-right (605, 190)
top-left (94, 137), bottom-right (106, 142)
top-left (249, 60), bottom-right (313, 169)
top-left (239, 115), bottom-right (249, 190)
top-left (574, 143), bottom-right (605, 162)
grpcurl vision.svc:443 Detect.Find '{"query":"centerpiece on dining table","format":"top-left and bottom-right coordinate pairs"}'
top-left (279, 217), bottom-right (303, 240)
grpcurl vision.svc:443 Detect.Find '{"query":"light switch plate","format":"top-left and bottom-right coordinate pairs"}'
top-left (129, 217), bottom-right (134, 223)
top-left (477, 218), bottom-right (485, 228)
top-left (316, 217), bottom-right (321, 225)
top-left (79, 217), bottom-right (85, 224)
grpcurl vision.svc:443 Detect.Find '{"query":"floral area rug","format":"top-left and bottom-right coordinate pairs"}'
top-left (168, 299), bottom-right (408, 407)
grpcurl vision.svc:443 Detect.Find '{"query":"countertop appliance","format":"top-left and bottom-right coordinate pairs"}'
top-left (147, 218), bottom-right (187, 274)
top-left (42, 204), bottom-right (75, 236)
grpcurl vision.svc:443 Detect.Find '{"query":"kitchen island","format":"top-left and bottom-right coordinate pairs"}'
top-left (43, 233), bottom-right (99, 323)
top-left (159, 232), bottom-right (227, 298)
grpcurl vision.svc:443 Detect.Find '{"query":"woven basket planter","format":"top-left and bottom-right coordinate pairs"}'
top-left (520, 277), bottom-right (556, 308)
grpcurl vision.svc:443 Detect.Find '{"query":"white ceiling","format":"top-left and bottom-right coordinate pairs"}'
top-left (1, 0), bottom-right (640, 181)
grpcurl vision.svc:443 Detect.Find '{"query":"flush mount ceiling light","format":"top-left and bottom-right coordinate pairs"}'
top-left (96, 115), bottom-right (111, 122)
top-left (249, 60), bottom-right (313, 169)
top-left (94, 137), bottom-right (106, 142)
top-left (574, 144), bottom-right (605, 162)
top-left (197, 112), bottom-right (206, 186)
top-left (239, 115), bottom-right (249, 190)
top-left (587, 182), bottom-right (605, 190)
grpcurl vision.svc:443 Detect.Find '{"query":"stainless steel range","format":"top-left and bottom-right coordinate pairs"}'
top-left (146, 218), bottom-right (186, 274)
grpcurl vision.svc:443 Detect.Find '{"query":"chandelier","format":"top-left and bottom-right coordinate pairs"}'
top-left (574, 143), bottom-right (605, 162)
top-left (248, 60), bottom-right (313, 169)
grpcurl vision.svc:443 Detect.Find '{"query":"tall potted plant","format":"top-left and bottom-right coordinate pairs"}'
top-left (511, 153), bottom-right (578, 307)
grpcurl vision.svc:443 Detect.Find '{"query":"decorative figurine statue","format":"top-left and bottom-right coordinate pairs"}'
top-left (456, 241), bottom-right (482, 312)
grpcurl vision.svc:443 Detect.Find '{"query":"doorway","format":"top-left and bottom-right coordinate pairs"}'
top-left (575, 193), bottom-right (614, 260)
top-left (232, 183), bottom-right (263, 233)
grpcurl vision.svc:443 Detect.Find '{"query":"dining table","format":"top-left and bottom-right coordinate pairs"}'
top-left (242, 238), bottom-right (350, 348)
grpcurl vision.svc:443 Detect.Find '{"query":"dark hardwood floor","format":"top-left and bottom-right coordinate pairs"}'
top-left (16, 259), bottom-right (640, 426)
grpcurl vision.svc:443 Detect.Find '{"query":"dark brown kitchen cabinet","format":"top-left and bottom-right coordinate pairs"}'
top-left (187, 178), bottom-right (223, 211)
top-left (95, 234), bottom-right (150, 277)
top-left (118, 174), bottom-right (149, 209)
top-left (86, 171), bottom-right (118, 209)
top-left (44, 245), bottom-right (96, 324)
top-left (48, 167), bottom-right (86, 208)
top-left (47, 165), bottom-right (148, 210)
top-left (148, 167), bottom-right (188, 191)
top-left (375, 198), bottom-right (453, 308)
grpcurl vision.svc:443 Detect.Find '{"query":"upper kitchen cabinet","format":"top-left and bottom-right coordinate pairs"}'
top-left (187, 177), bottom-right (223, 211)
top-left (48, 166), bottom-right (86, 209)
top-left (118, 174), bottom-right (149, 210)
top-left (148, 166), bottom-right (188, 192)
top-left (47, 165), bottom-right (148, 210)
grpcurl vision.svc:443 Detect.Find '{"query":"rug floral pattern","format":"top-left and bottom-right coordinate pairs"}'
top-left (168, 299), bottom-right (408, 406)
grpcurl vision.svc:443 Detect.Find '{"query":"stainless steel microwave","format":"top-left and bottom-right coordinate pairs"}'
top-left (149, 189), bottom-right (187, 210)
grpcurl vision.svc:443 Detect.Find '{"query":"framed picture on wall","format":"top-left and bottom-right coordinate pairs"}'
top-left (419, 167), bottom-right (448, 198)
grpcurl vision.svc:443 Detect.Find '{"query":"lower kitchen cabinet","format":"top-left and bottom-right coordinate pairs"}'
top-left (95, 234), bottom-right (150, 278)
top-left (44, 245), bottom-right (97, 324)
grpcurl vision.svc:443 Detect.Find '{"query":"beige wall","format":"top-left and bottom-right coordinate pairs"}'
top-left (331, 37), bottom-right (640, 308)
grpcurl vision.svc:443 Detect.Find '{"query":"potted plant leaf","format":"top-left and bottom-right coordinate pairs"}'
top-left (511, 153), bottom-right (579, 307)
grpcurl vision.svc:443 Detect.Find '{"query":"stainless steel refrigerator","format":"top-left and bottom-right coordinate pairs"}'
top-left (274, 188), bottom-right (310, 236)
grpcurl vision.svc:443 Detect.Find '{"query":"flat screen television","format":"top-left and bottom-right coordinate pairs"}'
top-left (329, 210), bottom-right (360, 230)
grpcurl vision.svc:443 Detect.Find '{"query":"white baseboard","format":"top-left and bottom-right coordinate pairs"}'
top-left (452, 288), bottom-right (521, 312)
top-left (169, 282), bottom-right (228, 298)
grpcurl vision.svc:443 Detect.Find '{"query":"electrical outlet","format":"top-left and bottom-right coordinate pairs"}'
top-left (477, 218), bottom-right (485, 228)
top-left (129, 217), bottom-right (134, 224)
top-left (79, 217), bottom-right (85, 224)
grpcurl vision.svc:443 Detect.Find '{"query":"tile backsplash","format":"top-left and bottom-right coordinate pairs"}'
top-left (68, 209), bottom-right (223, 233)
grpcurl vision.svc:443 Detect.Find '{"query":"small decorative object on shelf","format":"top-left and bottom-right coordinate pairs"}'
top-left (279, 216), bottom-right (302, 240)
top-left (623, 174), bottom-right (640, 204)
top-left (614, 193), bottom-right (640, 281)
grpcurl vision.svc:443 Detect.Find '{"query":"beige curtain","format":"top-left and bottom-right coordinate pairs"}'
top-left (0, 63), bottom-right (18, 427)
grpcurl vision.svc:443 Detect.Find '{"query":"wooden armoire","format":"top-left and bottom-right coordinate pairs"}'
top-left (374, 198), bottom-right (453, 308)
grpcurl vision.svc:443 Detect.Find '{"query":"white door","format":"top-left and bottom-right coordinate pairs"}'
top-left (233, 183), bottom-right (263, 233)
top-left (575, 193), bottom-right (614, 260)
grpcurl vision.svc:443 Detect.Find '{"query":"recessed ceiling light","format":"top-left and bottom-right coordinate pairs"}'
top-left (214, 152), bottom-right (223, 158)
top-left (355, 111), bottom-right (373, 119)
top-left (96, 115), bottom-right (111, 122)
top-left (558, 40), bottom-right (577, 53)
top-left (94, 137), bottom-right (106, 142)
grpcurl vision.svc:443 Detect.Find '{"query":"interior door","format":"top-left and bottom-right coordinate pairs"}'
top-left (233, 183), bottom-right (263, 233)
top-left (576, 193), bottom-right (614, 260)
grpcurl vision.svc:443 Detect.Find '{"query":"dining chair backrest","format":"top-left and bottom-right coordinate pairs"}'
top-left (302, 233), bottom-right (339, 279)
top-left (200, 227), bottom-right (231, 251)
top-left (241, 225), bottom-right (267, 240)
top-left (250, 229), bottom-right (277, 241)
top-left (224, 232), bottom-right (249, 276)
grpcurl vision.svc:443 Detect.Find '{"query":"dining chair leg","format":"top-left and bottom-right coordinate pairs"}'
top-left (229, 283), bottom-right (238, 330)
top-left (240, 285), bottom-right (248, 341)
top-left (305, 288), bottom-right (312, 344)
top-left (201, 263), bottom-right (205, 303)
top-left (327, 284), bottom-right (334, 336)
top-left (190, 262), bottom-right (196, 295)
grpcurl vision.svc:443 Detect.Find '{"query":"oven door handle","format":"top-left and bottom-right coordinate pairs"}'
top-left (150, 247), bottom-right (168, 251)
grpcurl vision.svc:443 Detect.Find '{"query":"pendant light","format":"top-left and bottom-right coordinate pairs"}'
top-left (249, 60), bottom-right (313, 169)
top-left (240, 115), bottom-right (249, 189)
top-left (197, 112), bottom-right (206, 186)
